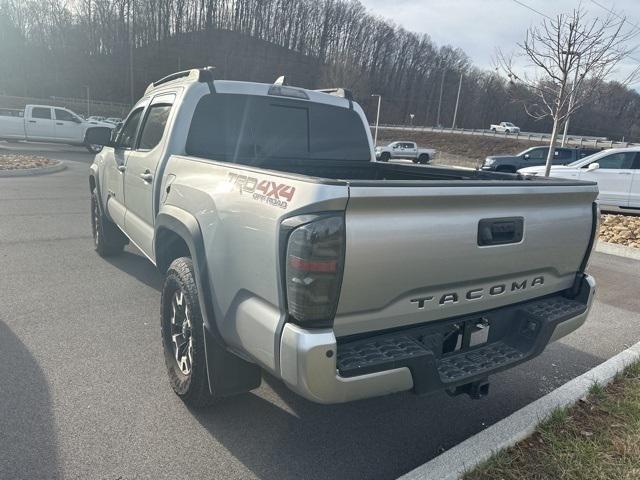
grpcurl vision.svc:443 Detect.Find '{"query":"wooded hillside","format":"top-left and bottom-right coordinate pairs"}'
top-left (0, 0), bottom-right (638, 140)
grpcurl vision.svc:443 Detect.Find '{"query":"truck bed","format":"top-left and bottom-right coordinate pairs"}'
top-left (238, 157), bottom-right (593, 186)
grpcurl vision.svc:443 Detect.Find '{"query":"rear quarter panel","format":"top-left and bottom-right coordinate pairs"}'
top-left (161, 156), bottom-right (349, 372)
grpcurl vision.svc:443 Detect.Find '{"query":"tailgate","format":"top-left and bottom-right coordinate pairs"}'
top-left (333, 183), bottom-right (598, 337)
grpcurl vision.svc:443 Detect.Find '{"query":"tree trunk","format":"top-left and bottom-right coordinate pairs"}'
top-left (544, 117), bottom-right (560, 177)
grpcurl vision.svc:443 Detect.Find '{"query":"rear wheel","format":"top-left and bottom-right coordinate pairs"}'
top-left (161, 257), bottom-right (216, 408)
top-left (91, 189), bottom-right (127, 257)
top-left (379, 152), bottom-right (390, 162)
top-left (418, 153), bottom-right (430, 164)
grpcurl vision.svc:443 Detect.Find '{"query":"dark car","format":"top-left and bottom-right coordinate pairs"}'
top-left (481, 146), bottom-right (600, 173)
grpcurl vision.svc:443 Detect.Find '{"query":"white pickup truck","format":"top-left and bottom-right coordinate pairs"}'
top-left (0, 105), bottom-right (115, 153)
top-left (490, 122), bottom-right (521, 134)
top-left (86, 68), bottom-right (598, 407)
top-left (375, 141), bottom-right (436, 164)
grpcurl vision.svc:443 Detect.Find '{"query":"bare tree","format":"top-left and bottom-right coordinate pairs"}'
top-left (497, 8), bottom-right (639, 176)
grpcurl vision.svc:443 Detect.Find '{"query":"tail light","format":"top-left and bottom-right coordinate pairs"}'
top-left (283, 214), bottom-right (345, 327)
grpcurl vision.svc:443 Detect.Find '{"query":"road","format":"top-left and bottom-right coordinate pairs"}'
top-left (2, 142), bottom-right (640, 480)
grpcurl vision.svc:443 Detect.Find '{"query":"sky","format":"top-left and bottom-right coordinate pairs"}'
top-left (359, 0), bottom-right (640, 85)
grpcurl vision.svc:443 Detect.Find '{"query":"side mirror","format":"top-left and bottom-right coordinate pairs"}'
top-left (523, 154), bottom-right (530, 159)
top-left (85, 127), bottom-right (114, 147)
top-left (587, 162), bottom-right (600, 171)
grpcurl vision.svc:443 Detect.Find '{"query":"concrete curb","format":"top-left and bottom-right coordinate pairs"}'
top-left (399, 340), bottom-right (640, 480)
top-left (595, 241), bottom-right (640, 261)
top-left (0, 161), bottom-right (66, 177)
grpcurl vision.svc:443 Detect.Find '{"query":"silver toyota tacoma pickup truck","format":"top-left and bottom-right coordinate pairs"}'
top-left (87, 68), bottom-right (598, 407)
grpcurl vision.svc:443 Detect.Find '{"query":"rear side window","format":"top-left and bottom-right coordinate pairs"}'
top-left (32, 107), bottom-right (51, 119)
top-left (186, 93), bottom-right (370, 164)
top-left (554, 149), bottom-right (573, 160)
top-left (117, 108), bottom-right (144, 149)
top-left (138, 104), bottom-right (172, 151)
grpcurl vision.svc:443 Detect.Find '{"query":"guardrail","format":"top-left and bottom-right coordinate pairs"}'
top-left (372, 124), bottom-right (637, 149)
top-left (0, 95), bottom-right (131, 118)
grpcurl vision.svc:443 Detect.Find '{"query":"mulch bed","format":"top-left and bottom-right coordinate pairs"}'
top-left (600, 214), bottom-right (640, 249)
top-left (0, 153), bottom-right (58, 171)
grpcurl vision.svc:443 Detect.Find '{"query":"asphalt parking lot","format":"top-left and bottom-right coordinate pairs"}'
top-left (2, 143), bottom-right (640, 480)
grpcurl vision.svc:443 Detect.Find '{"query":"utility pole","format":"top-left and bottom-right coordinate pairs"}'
top-left (436, 67), bottom-right (446, 127)
top-left (561, 51), bottom-right (581, 147)
top-left (129, 2), bottom-right (135, 105)
top-left (371, 94), bottom-right (382, 146)
top-left (451, 73), bottom-right (463, 128)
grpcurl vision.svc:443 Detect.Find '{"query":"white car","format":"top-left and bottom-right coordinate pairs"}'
top-left (490, 122), bottom-right (521, 134)
top-left (519, 147), bottom-right (640, 212)
top-left (0, 105), bottom-right (115, 153)
top-left (375, 141), bottom-right (436, 164)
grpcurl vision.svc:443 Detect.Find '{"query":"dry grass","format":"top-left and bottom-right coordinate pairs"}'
top-left (464, 361), bottom-right (640, 480)
top-left (374, 129), bottom-right (542, 166)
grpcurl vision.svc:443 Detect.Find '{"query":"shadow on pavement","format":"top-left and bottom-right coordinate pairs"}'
top-left (0, 321), bottom-right (60, 479)
top-left (189, 343), bottom-right (603, 480)
top-left (103, 249), bottom-right (163, 291)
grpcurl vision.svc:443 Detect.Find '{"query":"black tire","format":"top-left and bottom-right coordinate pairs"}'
top-left (161, 257), bottom-right (215, 408)
top-left (86, 144), bottom-right (103, 154)
top-left (379, 152), bottom-right (390, 162)
top-left (491, 128), bottom-right (496, 132)
top-left (418, 153), bottom-right (430, 164)
top-left (91, 189), bottom-right (127, 257)
top-left (505, 129), bottom-right (511, 134)
top-left (496, 166), bottom-right (517, 173)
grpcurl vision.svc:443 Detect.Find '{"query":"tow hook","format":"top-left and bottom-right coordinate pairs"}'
top-left (446, 378), bottom-right (490, 400)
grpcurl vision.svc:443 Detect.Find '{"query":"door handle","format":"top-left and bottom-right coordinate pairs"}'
top-left (618, 172), bottom-right (632, 175)
top-left (478, 217), bottom-right (524, 246)
top-left (28, 120), bottom-right (36, 123)
top-left (117, 165), bottom-right (126, 172)
top-left (56, 122), bottom-right (64, 125)
top-left (139, 172), bottom-right (153, 182)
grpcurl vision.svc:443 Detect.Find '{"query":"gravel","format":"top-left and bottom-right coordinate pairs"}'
top-left (599, 214), bottom-right (640, 248)
top-left (0, 153), bottom-right (58, 170)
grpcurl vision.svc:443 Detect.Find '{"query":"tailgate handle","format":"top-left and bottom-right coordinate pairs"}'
top-left (478, 217), bottom-right (524, 246)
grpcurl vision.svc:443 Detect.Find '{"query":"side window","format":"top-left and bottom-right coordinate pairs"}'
top-left (593, 152), bottom-right (636, 170)
top-left (55, 109), bottom-right (77, 122)
top-left (554, 149), bottom-right (573, 160)
top-left (138, 104), bottom-right (172, 151)
top-left (32, 107), bottom-right (51, 120)
top-left (527, 148), bottom-right (547, 160)
top-left (117, 108), bottom-right (144, 149)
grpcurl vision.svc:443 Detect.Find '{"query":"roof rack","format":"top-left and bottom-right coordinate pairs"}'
top-left (315, 88), bottom-right (354, 101)
top-left (145, 66), bottom-right (215, 94)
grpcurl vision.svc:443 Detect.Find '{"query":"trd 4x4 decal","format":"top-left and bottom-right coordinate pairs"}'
top-left (227, 172), bottom-right (296, 209)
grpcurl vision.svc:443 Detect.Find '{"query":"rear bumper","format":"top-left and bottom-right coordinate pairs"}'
top-left (279, 274), bottom-right (596, 404)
